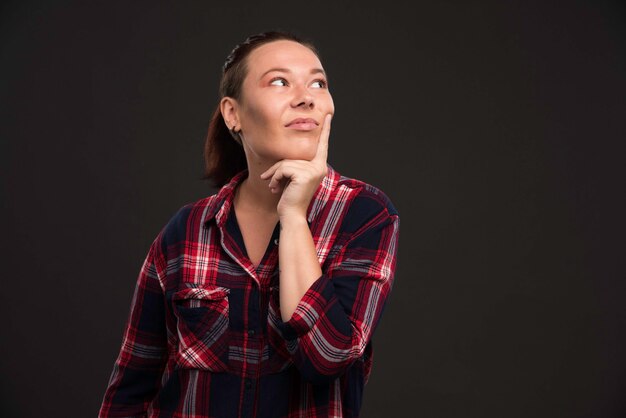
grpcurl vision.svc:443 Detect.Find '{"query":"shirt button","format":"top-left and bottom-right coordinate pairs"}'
top-left (273, 238), bottom-right (279, 245)
top-left (245, 380), bottom-right (252, 388)
top-left (248, 329), bottom-right (255, 336)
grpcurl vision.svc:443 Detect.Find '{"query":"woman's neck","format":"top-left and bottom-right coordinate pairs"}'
top-left (234, 164), bottom-right (281, 216)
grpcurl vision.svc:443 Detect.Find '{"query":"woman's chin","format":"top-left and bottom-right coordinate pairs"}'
top-left (251, 136), bottom-right (318, 162)
top-left (276, 141), bottom-right (318, 160)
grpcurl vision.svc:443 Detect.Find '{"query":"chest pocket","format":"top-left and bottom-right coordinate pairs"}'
top-left (172, 285), bottom-right (231, 372)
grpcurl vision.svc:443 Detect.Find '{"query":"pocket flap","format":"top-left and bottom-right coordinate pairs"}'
top-left (173, 286), bottom-right (230, 301)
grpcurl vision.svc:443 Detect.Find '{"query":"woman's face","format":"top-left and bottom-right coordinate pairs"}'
top-left (231, 40), bottom-right (335, 163)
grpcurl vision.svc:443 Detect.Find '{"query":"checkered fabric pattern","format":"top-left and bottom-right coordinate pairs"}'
top-left (99, 163), bottom-right (400, 417)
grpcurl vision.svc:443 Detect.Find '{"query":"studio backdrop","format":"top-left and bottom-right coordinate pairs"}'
top-left (1, 1), bottom-right (625, 417)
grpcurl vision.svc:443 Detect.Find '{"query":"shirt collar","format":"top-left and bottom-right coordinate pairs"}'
top-left (203, 163), bottom-right (340, 228)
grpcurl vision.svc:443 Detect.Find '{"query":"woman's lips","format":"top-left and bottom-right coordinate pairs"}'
top-left (286, 122), bottom-right (318, 130)
top-left (285, 118), bottom-right (318, 131)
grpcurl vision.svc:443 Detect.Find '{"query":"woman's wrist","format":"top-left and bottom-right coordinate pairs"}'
top-left (278, 213), bottom-right (309, 228)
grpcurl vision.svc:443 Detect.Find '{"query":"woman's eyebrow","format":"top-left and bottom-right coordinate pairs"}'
top-left (260, 67), bottom-right (326, 79)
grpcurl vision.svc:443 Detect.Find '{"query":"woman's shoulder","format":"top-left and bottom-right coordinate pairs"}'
top-left (323, 171), bottom-right (400, 246)
top-left (156, 194), bottom-right (220, 249)
top-left (335, 171), bottom-right (399, 219)
top-left (324, 170), bottom-right (400, 240)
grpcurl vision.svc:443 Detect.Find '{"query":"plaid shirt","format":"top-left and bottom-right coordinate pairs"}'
top-left (99, 163), bottom-right (400, 418)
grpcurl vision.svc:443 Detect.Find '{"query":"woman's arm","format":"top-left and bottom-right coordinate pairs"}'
top-left (277, 214), bottom-right (323, 321)
top-left (98, 236), bottom-right (168, 417)
top-left (270, 192), bottom-right (400, 385)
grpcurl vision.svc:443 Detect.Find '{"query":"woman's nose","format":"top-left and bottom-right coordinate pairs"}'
top-left (291, 86), bottom-right (314, 109)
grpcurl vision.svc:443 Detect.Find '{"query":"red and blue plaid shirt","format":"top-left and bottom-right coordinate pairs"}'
top-left (99, 163), bottom-right (400, 418)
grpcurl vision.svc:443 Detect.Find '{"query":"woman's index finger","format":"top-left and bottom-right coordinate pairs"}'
top-left (313, 113), bottom-right (332, 165)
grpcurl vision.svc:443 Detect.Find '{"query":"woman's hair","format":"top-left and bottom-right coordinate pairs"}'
top-left (202, 30), bottom-right (320, 188)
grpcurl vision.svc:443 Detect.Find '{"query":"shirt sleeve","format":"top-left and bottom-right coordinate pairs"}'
top-left (268, 197), bottom-right (400, 385)
top-left (98, 234), bottom-right (168, 417)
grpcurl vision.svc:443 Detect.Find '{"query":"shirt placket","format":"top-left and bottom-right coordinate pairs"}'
top-left (220, 208), bottom-right (282, 417)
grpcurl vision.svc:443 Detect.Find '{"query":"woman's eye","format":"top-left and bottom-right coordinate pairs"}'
top-left (311, 79), bottom-right (327, 88)
top-left (270, 78), bottom-right (287, 86)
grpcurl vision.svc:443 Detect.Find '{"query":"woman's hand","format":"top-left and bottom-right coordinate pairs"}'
top-left (259, 113), bottom-right (332, 220)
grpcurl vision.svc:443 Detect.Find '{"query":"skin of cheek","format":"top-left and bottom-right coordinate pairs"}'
top-left (239, 102), bottom-right (283, 160)
top-left (240, 99), bottom-right (321, 161)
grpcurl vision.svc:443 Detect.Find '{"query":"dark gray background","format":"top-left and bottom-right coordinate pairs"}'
top-left (2, 1), bottom-right (625, 417)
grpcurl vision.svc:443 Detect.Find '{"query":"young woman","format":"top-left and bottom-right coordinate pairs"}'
top-left (99, 30), bottom-right (400, 418)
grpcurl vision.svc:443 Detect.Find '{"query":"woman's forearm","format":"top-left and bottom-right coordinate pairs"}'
top-left (278, 214), bottom-right (323, 322)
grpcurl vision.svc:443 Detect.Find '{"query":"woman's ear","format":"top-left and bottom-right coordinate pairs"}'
top-left (220, 97), bottom-right (239, 130)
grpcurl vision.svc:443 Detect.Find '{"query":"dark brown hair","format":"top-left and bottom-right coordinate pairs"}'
top-left (202, 30), bottom-right (320, 188)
